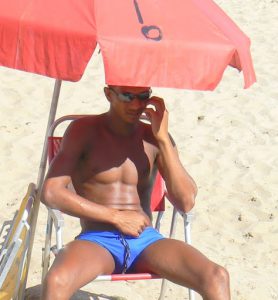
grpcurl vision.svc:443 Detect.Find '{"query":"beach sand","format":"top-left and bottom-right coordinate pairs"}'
top-left (0, 0), bottom-right (277, 299)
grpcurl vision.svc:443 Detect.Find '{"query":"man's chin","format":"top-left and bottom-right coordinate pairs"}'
top-left (126, 113), bottom-right (142, 123)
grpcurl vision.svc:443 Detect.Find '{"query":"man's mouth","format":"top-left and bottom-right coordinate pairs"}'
top-left (127, 111), bottom-right (142, 117)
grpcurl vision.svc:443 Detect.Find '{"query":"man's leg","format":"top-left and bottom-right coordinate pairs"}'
top-left (133, 238), bottom-right (230, 300)
top-left (41, 240), bottom-right (115, 300)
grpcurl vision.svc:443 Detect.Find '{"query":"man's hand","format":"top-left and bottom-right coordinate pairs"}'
top-left (112, 210), bottom-right (151, 237)
top-left (144, 97), bottom-right (169, 143)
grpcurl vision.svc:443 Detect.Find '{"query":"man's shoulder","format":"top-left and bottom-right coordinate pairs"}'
top-left (63, 114), bottom-right (104, 142)
top-left (72, 114), bottom-right (103, 127)
top-left (67, 114), bottom-right (103, 132)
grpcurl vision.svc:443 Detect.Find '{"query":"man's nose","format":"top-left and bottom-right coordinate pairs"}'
top-left (129, 98), bottom-right (145, 109)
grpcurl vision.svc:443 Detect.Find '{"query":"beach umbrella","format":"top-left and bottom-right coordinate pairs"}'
top-left (0, 0), bottom-right (256, 298)
top-left (0, 0), bottom-right (256, 90)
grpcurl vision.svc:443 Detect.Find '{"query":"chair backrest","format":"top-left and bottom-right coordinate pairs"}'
top-left (0, 183), bottom-right (36, 299)
top-left (47, 115), bottom-right (166, 212)
top-left (0, 183), bottom-right (35, 259)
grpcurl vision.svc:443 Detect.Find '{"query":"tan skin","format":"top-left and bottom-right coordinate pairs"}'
top-left (41, 86), bottom-right (231, 300)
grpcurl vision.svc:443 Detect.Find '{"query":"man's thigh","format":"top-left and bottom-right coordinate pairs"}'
top-left (48, 239), bottom-right (115, 290)
top-left (133, 238), bottom-right (214, 290)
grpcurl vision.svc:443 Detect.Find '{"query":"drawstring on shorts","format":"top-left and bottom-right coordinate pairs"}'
top-left (119, 234), bottom-right (131, 273)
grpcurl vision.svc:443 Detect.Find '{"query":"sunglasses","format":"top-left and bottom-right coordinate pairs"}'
top-left (109, 87), bottom-right (152, 103)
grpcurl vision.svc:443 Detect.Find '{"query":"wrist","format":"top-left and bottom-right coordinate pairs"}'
top-left (110, 208), bottom-right (120, 226)
top-left (156, 134), bottom-right (172, 147)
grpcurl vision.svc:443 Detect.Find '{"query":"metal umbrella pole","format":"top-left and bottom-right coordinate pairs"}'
top-left (19, 79), bottom-right (62, 299)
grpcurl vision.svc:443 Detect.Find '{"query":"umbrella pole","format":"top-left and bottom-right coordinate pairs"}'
top-left (36, 79), bottom-right (62, 189)
top-left (21, 79), bottom-right (62, 299)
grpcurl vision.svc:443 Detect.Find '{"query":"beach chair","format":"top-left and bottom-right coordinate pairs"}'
top-left (41, 115), bottom-right (195, 300)
top-left (0, 183), bottom-right (36, 300)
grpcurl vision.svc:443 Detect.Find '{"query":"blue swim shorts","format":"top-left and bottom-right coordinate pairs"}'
top-left (76, 227), bottom-right (165, 273)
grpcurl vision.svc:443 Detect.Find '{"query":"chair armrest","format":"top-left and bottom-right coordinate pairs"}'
top-left (178, 210), bottom-right (194, 245)
top-left (42, 208), bottom-right (64, 279)
top-left (179, 210), bottom-right (194, 223)
top-left (164, 191), bottom-right (194, 222)
top-left (47, 208), bottom-right (64, 230)
top-left (44, 208), bottom-right (64, 253)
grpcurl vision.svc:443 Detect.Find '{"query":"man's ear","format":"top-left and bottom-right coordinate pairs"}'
top-left (104, 87), bottom-right (112, 102)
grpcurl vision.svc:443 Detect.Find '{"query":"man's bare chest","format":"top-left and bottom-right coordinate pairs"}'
top-left (77, 136), bottom-right (158, 185)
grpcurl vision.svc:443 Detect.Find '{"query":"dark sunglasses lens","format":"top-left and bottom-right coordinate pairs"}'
top-left (118, 91), bottom-right (151, 102)
top-left (138, 92), bottom-right (151, 100)
top-left (119, 93), bottom-right (134, 102)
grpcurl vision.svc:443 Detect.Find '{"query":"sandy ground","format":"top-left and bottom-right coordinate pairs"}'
top-left (0, 0), bottom-right (277, 299)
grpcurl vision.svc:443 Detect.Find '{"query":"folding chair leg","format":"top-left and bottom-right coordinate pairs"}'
top-left (42, 212), bottom-right (53, 281)
top-left (158, 278), bottom-right (167, 300)
top-left (169, 208), bottom-right (178, 238)
top-left (158, 207), bottom-right (178, 300)
top-left (155, 211), bottom-right (164, 232)
top-left (158, 209), bottom-right (196, 300)
top-left (189, 287), bottom-right (195, 300)
top-left (183, 213), bottom-right (195, 300)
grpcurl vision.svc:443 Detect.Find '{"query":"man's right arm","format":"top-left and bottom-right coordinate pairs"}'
top-left (43, 175), bottom-right (150, 236)
top-left (42, 119), bottom-right (116, 223)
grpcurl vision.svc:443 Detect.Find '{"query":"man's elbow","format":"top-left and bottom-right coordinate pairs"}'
top-left (179, 187), bottom-right (197, 212)
top-left (180, 195), bottom-right (195, 212)
top-left (41, 180), bottom-right (58, 208)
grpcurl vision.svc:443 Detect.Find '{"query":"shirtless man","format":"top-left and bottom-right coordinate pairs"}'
top-left (41, 86), bottom-right (230, 299)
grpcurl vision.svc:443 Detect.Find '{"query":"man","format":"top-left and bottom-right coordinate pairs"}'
top-left (41, 86), bottom-right (230, 299)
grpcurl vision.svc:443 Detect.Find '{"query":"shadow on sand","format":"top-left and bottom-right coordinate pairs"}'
top-left (25, 284), bottom-right (127, 300)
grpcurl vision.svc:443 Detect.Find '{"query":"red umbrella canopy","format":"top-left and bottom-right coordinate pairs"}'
top-left (0, 0), bottom-right (256, 90)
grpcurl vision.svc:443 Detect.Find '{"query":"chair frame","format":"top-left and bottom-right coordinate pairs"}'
top-left (0, 183), bottom-right (36, 300)
top-left (41, 115), bottom-right (195, 300)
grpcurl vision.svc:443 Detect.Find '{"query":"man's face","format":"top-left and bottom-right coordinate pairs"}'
top-left (106, 86), bottom-right (151, 123)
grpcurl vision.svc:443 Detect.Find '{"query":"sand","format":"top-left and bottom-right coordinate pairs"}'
top-left (0, 0), bottom-right (277, 299)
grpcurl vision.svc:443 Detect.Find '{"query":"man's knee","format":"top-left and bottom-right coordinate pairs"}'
top-left (211, 265), bottom-right (229, 286)
top-left (43, 268), bottom-right (72, 297)
top-left (203, 264), bottom-right (230, 292)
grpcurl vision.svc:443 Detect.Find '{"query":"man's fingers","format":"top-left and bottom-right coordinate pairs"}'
top-left (144, 107), bottom-right (155, 120)
top-left (147, 96), bottom-right (166, 111)
top-left (144, 107), bottom-right (155, 113)
top-left (146, 99), bottom-right (166, 120)
top-left (117, 210), bottom-right (151, 237)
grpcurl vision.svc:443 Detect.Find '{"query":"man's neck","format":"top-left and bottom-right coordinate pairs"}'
top-left (104, 112), bottom-right (139, 137)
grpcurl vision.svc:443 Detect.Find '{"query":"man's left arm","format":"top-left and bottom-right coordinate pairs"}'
top-left (156, 135), bottom-right (197, 212)
top-left (145, 97), bottom-right (197, 212)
